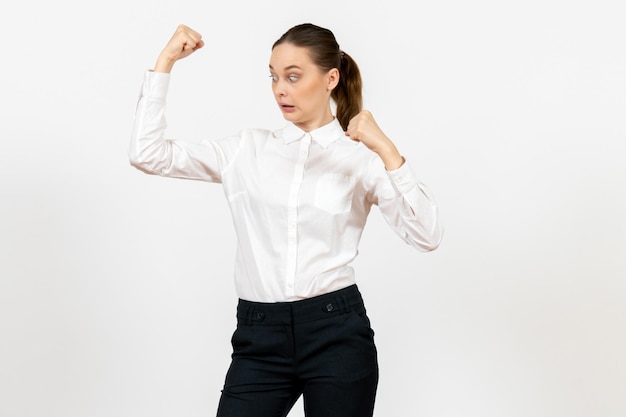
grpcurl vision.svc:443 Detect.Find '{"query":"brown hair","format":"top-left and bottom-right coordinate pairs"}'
top-left (272, 23), bottom-right (362, 131)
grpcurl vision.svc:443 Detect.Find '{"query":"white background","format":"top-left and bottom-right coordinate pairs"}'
top-left (1, 1), bottom-right (625, 416)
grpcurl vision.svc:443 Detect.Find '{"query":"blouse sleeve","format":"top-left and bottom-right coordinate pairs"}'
top-left (128, 71), bottom-right (241, 183)
top-left (366, 157), bottom-right (444, 251)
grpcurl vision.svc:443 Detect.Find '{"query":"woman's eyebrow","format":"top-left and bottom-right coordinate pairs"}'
top-left (269, 64), bottom-right (302, 71)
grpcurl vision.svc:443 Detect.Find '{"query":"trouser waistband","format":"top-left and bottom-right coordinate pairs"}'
top-left (236, 284), bottom-right (365, 326)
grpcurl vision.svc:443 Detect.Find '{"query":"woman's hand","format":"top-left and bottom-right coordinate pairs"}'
top-left (154, 24), bottom-right (204, 73)
top-left (345, 110), bottom-right (405, 170)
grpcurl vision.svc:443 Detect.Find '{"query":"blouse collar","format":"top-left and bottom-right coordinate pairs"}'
top-left (278, 118), bottom-right (345, 149)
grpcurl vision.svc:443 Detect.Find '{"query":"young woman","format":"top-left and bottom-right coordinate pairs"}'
top-left (130, 23), bottom-right (443, 417)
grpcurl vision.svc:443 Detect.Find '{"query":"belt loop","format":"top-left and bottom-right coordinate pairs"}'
top-left (335, 294), bottom-right (348, 314)
top-left (246, 305), bottom-right (253, 325)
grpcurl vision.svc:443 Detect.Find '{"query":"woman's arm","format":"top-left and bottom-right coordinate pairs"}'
top-left (369, 159), bottom-right (444, 252)
top-left (128, 25), bottom-right (236, 182)
top-left (348, 110), bottom-right (443, 251)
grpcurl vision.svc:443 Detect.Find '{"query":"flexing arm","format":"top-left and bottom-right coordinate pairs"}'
top-left (128, 25), bottom-right (235, 182)
top-left (349, 111), bottom-right (443, 251)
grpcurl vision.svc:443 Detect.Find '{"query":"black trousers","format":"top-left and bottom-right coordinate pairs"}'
top-left (216, 284), bottom-right (379, 417)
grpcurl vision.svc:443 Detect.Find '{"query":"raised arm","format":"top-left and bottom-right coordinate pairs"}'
top-left (129, 25), bottom-right (234, 182)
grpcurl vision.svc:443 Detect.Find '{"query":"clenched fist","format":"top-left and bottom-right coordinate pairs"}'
top-left (345, 110), bottom-right (405, 170)
top-left (154, 24), bottom-right (204, 73)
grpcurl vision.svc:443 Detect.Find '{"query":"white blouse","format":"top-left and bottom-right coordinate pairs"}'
top-left (129, 71), bottom-right (443, 302)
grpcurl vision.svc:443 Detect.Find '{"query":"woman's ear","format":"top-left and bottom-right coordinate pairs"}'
top-left (327, 68), bottom-right (339, 91)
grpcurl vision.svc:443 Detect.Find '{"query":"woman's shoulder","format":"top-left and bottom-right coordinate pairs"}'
top-left (238, 127), bottom-right (276, 140)
top-left (210, 127), bottom-right (274, 144)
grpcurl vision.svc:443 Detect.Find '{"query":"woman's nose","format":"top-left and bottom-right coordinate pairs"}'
top-left (273, 81), bottom-right (287, 97)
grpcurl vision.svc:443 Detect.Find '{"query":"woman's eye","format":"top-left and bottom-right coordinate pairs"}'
top-left (268, 74), bottom-right (298, 82)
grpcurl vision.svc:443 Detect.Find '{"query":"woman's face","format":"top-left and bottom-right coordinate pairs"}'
top-left (269, 43), bottom-right (338, 132)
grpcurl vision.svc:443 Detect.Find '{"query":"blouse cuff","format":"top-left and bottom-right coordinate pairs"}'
top-left (141, 70), bottom-right (170, 99)
top-left (385, 159), bottom-right (419, 195)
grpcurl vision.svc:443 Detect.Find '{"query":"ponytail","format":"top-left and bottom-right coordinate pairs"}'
top-left (332, 51), bottom-right (362, 130)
